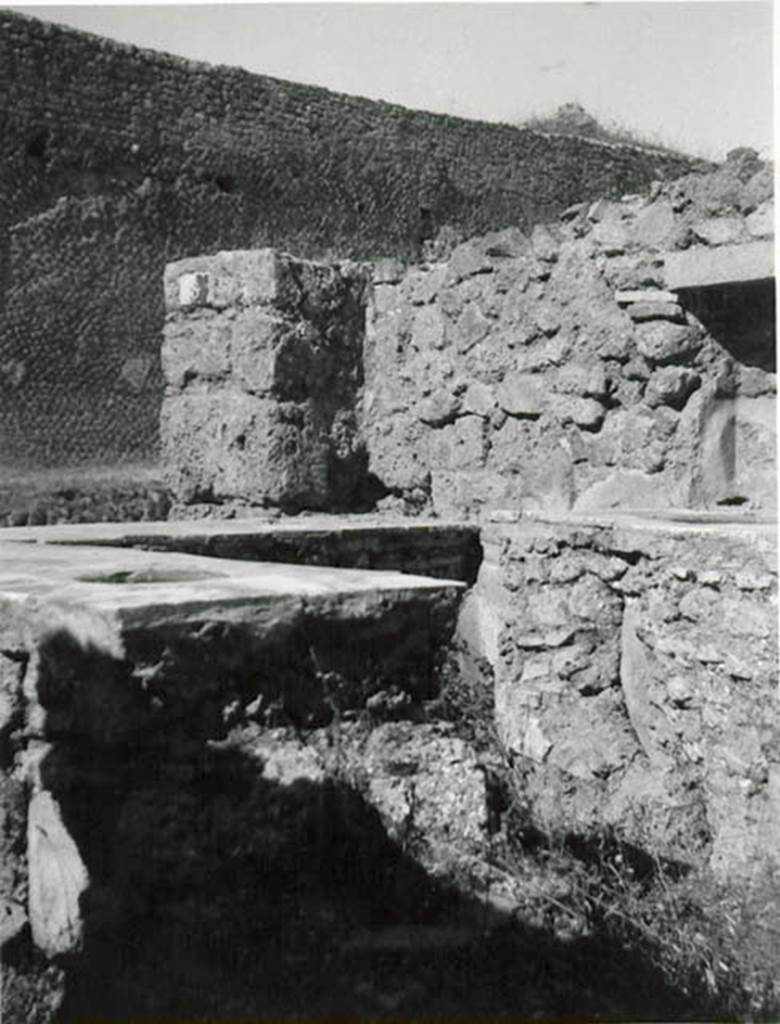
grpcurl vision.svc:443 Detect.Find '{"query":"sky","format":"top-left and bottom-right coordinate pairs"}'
top-left (8, 1), bottom-right (774, 161)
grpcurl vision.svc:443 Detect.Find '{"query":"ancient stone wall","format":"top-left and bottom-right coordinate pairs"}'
top-left (0, 9), bottom-right (702, 477)
top-left (364, 152), bottom-right (775, 517)
top-left (459, 512), bottom-right (778, 880)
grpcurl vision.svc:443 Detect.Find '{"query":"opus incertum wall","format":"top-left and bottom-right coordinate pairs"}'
top-left (0, 10), bottom-right (702, 482)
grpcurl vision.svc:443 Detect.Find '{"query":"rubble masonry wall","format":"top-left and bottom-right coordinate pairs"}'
top-left (460, 514), bottom-right (778, 880)
top-left (364, 152), bottom-right (775, 516)
top-left (0, 9), bottom-right (702, 472)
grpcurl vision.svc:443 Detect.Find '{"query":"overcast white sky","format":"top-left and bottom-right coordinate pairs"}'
top-left (9, 2), bottom-right (774, 161)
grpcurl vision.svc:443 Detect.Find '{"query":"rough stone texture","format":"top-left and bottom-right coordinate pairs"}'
top-left (0, 537), bottom-right (466, 1020)
top-left (363, 159), bottom-right (775, 516)
top-left (311, 720), bottom-right (491, 874)
top-left (0, 10), bottom-right (700, 489)
top-left (161, 250), bottom-right (370, 511)
top-left (464, 512), bottom-right (778, 879)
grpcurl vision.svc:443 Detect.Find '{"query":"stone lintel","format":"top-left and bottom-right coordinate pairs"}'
top-left (664, 240), bottom-right (774, 290)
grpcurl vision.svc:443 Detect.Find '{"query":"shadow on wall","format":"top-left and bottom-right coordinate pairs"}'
top-left (37, 741), bottom-right (694, 1022)
top-left (1, 626), bottom-right (701, 1023)
top-left (678, 279), bottom-right (775, 374)
top-left (677, 279), bottom-right (777, 508)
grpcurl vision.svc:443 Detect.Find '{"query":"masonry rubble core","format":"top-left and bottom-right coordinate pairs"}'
top-left (0, 20), bottom-right (777, 1018)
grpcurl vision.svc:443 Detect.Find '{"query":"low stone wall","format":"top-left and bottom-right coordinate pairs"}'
top-left (0, 539), bottom-right (481, 1020)
top-left (161, 249), bottom-right (371, 511)
top-left (458, 512), bottom-right (778, 879)
top-left (363, 151), bottom-right (775, 517)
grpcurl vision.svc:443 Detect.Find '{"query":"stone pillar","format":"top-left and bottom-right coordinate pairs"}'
top-left (161, 249), bottom-right (369, 512)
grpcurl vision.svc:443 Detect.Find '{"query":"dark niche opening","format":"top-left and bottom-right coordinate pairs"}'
top-left (677, 278), bottom-right (776, 373)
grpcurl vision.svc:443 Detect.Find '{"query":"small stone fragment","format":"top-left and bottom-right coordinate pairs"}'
top-left (373, 257), bottom-right (405, 284)
top-left (447, 241), bottom-right (492, 282)
top-left (523, 717), bottom-right (553, 762)
top-left (635, 321), bottom-right (702, 365)
top-left (592, 221), bottom-right (630, 255)
top-left (692, 217), bottom-right (748, 246)
top-left (626, 301), bottom-right (686, 324)
top-left (414, 389), bottom-right (460, 427)
top-left (615, 289), bottom-right (678, 305)
top-left (496, 373), bottom-right (545, 418)
top-left (632, 198), bottom-right (676, 249)
top-left (644, 366), bottom-right (701, 409)
top-left (746, 201), bottom-right (774, 239)
top-left (548, 394), bottom-right (605, 430)
top-left (27, 790), bottom-right (89, 957)
top-left (531, 224), bottom-right (560, 262)
top-left (462, 381), bottom-right (496, 417)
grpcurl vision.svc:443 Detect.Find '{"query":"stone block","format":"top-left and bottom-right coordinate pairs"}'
top-left (604, 254), bottom-right (666, 291)
top-left (428, 416), bottom-right (486, 470)
top-left (530, 224), bottom-right (561, 262)
top-left (163, 315), bottom-right (229, 388)
top-left (482, 227), bottom-right (529, 258)
top-left (408, 266), bottom-right (448, 305)
top-left (592, 220), bottom-right (630, 255)
top-left (515, 335), bottom-right (571, 372)
top-left (27, 791), bottom-right (89, 957)
top-left (534, 304), bottom-right (561, 337)
top-left (161, 387), bottom-right (329, 507)
top-left (453, 303), bottom-right (491, 353)
top-left (645, 366), bottom-right (701, 409)
top-left (548, 394), bottom-right (605, 431)
top-left (551, 362), bottom-right (608, 399)
top-left (233, 319), bottom-right (324, 401)
top-left (741, 167), bottom-right (774, 212)
top-left (587, 199), bottom-right (624, 224)
top-left (164, 249), bottom-right (294, 313)
top-left (163, 310), bottom-right (330, 402)
top-left (367, 416), bottom-right (429, 492)
top-left (632, 198), bottom-right (676, 249)
top-left (615, 288), bottom-right (678, 305)
top-left (411, 304), bottom-right (446, 350)
top-left (372, 283), bottom-right (401, 315)
top-left (746, 201), bottom-right (774, 239)
top-left (414, 389), bottom-right (460, 427)
top-left (372, 257), bottom-right (405, 284)
top-left (461, 381), bottom-right (497, 417)
top-left (635, 320), bottom-right (702, 365)
top-left (692, 217), bottom-right (749, 247)
top-left (626, 301), bottom-right (686, 323)
top-left (446, 241), bottom-right (492, 283)
top-left (496, 372), bottom-right (545, 417)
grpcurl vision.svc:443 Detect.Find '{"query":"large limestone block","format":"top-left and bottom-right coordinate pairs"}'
top-left (164, 249), bottom-right (297, 313)
top-left (161, 387), bottom-right (329, 507)
top-left (162, 309), bottom-right (282, 390)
